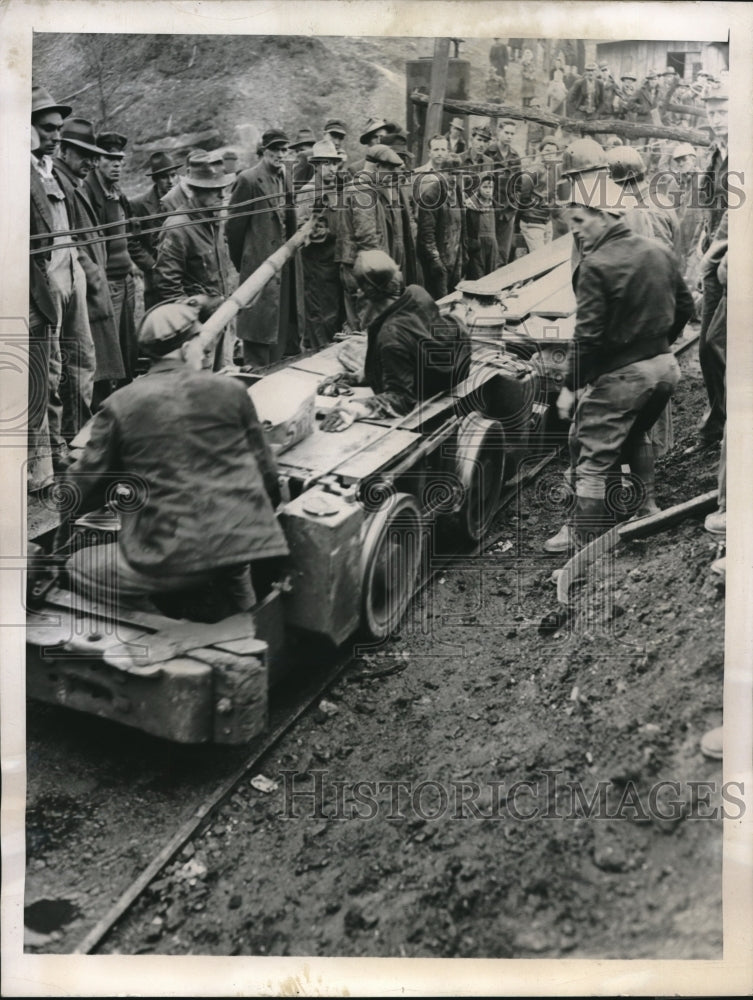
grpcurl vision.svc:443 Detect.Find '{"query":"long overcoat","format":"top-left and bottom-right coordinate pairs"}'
top-left (225, 159), bottom-right (297, 346)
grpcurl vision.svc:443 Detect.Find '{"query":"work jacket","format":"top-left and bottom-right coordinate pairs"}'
top-left (154, 205), bottom-right (228, 302)
top-left (416, 173), bottom-right (465, 287)
top-left (364, 285), bottom-right (465, 416)
top-left (65, 359), bottom-right (288, 575)
top-left (566, 220), bottom-right (694, 391)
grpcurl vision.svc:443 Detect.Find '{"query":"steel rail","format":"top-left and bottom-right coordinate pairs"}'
top-left (70, 432), bottom-right (563, 954)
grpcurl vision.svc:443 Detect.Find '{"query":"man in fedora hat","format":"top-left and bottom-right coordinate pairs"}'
top-left (83, 131), bottom-right (153, 385)
top-left (444, 117), bottom-right (466, 155)
top-left (29, 84), bottom-right (96, 489)
top-left (154, 158), bottom-right (233, 313)
top-left (226, 129), bottom-right (299, 368)
top-left (130, 151), bottom-right (179, 309)
top-left (53, 118), bottom-right (125, 406)
top-left (296, 139), bottom-right (347, 348)
top-left (289, 126), bottom-right (317, 188)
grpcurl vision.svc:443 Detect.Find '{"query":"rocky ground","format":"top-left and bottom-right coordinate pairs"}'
top-left (25, 344), bottom-right (727, 959)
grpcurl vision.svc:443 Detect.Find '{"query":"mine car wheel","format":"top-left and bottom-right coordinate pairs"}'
top-left (360, 493), bottom-right (423, 641)
top-left (449, 413), bottom-right (507, 544)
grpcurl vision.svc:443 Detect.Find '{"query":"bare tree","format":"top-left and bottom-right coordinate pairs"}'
top-left (76, 34), bottom-right (123, 130)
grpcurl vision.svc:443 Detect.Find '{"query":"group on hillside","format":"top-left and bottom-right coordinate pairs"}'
top-left (28, 52), bottom-right (728, 615)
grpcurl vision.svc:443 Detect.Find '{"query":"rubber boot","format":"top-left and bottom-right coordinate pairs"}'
top-left (628, 438), bottom-right (660, 518)
top-left (573, 495), bottom-right (611, 547)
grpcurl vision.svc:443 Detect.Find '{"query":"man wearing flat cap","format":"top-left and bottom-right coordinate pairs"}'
top-left (58, 298), bottom-right (288, 617)
top-left (461, 124), bottom-right (493, 170)
top-left (567, 62), bottom-right (604, 120)
top-left (83, 130), bottom-right (153, 387)
top-left (323, 118), bottom-right (347, 152)
top-left (337, 144), bottom-right (416, 325)
top-left (130, 151), bottom-right (179, 309)
top-left (29, 84), bottom-right (97, 490)
top-left (296, 139), bottom-right (348, 348)
top-left (53, 118), bottom-right (125, 403)
top-left (226, 129), bottom-right (299, 368)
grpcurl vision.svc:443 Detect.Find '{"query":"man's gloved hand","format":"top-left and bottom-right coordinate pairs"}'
top-left (318, 372), bottom-right (358, 397)
top-left (320, 400), bottom-right (371, 432)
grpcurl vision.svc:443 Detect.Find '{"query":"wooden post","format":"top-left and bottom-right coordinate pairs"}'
top-left (423, 38), bottom-right (451, 163)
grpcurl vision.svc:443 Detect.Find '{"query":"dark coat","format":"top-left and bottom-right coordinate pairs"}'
top-left (154, 206), bottom-right (229, 302)
top-left (416, 173), bottom-right (465, 298)
top-left (226, 159), bottom-right (297, 345)
top-left (52, 158), bottom-right (125, 381)
top-left (65, 358), bottom-right (289, 574)
top-left (364, 285), bottom-right (465, 416)
top-left (566, 221), bottom-right (694, 391)
top-left (338, 175), bottom-right (418, 285)
top-left (486, 143), bottom-right (522, 215)
top-left (29, 163), bottom-right (59, 326)
top-left (81, 169), bottom-right (153, 277)
top-left (566, 77), bottom-right (605, 117)
top-left (129, 185), bottom-right (161, 269)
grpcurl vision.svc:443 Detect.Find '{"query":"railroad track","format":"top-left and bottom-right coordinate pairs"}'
top-left (68, 328), bottom-right (699, 953)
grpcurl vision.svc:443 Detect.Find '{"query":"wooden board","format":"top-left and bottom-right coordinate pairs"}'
top-left (496, 262), bottom-right (571, 322)
top-left (278, 421), bottom-right (421, 482)
top-left (289, 343), bottom-right (349, 377)
top-left (102, 612), bottom-right (262, 669)
top-left (518, 313), bottom-right (576, 342)
top-left (529, 283), bottom-right (576, 319)
top-left (453, 234), bottom-right (572, 298)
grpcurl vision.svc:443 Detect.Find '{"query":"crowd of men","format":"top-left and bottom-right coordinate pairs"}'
top-left (29, 60), bottom-right (728, 573)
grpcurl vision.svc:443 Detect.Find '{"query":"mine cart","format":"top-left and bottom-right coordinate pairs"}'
top-left (26, 236), bottom-right (573, 744)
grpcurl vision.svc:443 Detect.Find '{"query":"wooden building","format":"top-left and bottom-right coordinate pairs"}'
top-left (595, 39), bottom-right (729, 82)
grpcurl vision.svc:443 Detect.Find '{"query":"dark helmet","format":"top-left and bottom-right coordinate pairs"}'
top-left (606, 145), bottom-right (646, 183)
top-left (353, 250), bottom-right (401, 295)
top-left (561, 137), bottom-right (608, 176)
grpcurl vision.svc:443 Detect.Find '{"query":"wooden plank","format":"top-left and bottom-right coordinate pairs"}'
top-left (102, 612), bottom-right (257, 669)
top-left (43, 585), bottom-right (175, 633)
top-left (618, 490), bottom-right (718, 540)
top-left (332, 428), bottom-right (424, 481)
top-left (519, 313), bottom-right (576, 342)
top-left (455, 234), bottom-right (572, 298)
top-left (529, 283), bottom-right (576, 318)
top-left (498, 262), bottom-right (571, 321)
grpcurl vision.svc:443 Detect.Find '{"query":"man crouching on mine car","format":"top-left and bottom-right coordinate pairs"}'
top-left (54, 299), bottom-right (289, 619)
top-left (321, 249), bottom-right (470, 432)
top-left (550, 177), bottom-right (694, 549)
